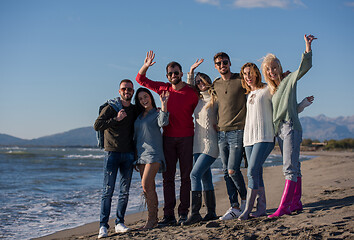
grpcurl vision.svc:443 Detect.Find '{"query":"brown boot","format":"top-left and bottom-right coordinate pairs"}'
top-left (142, 190), bottom-right (158, 229)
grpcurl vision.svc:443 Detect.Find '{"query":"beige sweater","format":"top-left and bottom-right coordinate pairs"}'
top-left (187, 73), bottom-right (219, 158)
top-left (193, 92), bottom-right (219, 158)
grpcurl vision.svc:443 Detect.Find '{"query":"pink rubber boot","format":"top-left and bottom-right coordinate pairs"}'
top-left (290, 177), bottom-right (303, 212)
top-left (268, 180), bottom-right (296, 218)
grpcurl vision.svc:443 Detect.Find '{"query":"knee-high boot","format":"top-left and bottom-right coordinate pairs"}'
top-left (268, 180), bottom-right (296, 218)
top-left (202, 190), bottom-right (218, 221)
top-left (290, 177), bottom-right (303, 212)
top-left (183, 191), bottom-right (202, 226)
top-left (249, 187), bottom-right (267, 217)
top-left (142, 191), bottom-right (158, 229)
top-left (238, 188), bottom-right (258, 220)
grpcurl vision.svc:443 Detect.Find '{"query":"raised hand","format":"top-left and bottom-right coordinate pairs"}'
top-left (144, 50), bottom-right (156, 68)
top-left (139, 50), bottom-right (156, 75)
top-left (190, 59), bottom-right (204, 74)
top-left (304, 34), bottom-right (317, 53)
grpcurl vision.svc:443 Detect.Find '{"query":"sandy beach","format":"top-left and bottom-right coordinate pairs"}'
top-left (36, 151), bottom-right (354, 240)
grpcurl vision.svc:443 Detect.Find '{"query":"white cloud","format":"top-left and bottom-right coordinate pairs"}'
top-left (195, 0), bottom-right (220, 6)
top-left (233, 0), bottom-right (290, 8)
top-left (345, 1), bottom-right (354, 7)
top-left (231, 0), bottom-right (306, 9)
top-left (293, 0), bottom-right (306, 7)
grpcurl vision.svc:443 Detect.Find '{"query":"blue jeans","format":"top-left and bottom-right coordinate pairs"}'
top-left (277, 120), bottom-right (302, 182)
top-left (218, 130), bottom-right (247, 208)
top-left (245, 142), bottom-right (275, 189)
top-left (190, 153), bottom-right (216, 191)
top-left (100, 151), bottom-right (134, 228)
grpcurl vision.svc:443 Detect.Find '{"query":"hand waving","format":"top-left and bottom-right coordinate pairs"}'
top-left (190, 59), bottom-right (204, 73)
top-left (304, 34), bottom-right (317, 53)
top-left (144, 50), bottom-right (156, 68)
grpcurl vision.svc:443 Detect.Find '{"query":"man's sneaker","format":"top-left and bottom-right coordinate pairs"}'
top-left (158, 215), bottom-right (177, 226)
top-left (115, 223), bottom-right (130, 233)
top-left (177, 214), bottom-right (188, 225)
top-left (219, 207), bottom-right (242, 220)
top-left (98, 226), bottom-right (108, 239)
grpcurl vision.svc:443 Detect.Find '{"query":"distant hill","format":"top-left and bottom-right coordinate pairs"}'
top-left (0, 115), bottom-right (353, 146)
top-left (0, 134), bottom-right (28, 145)
top-left (300, 115), bottom-right (354, 141)
top-left (0, 127), bottom-right (97, 147)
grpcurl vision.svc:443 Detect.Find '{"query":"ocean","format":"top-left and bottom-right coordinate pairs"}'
top-left (0, 146), bottom-right (315, 240)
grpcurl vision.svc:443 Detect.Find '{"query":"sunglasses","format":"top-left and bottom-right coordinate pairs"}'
top-left (215, 60), bottom-right (229, 67)
top-left (167, 71), bottom-right (180, 77)
top-left (196, 80), bottom-right (204, 85)
top-left (120, 87), bottom-right (133, 92)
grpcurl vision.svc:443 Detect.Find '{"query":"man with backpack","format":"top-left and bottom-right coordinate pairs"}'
top-left (94, 79), bottom-right (138, 239)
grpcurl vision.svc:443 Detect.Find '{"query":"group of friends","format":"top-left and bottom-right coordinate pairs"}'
top-left (94, 34), bottom-right (317, 238)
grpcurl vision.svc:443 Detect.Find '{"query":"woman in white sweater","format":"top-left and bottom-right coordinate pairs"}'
top-left (238, 62), bottom-right (275, 220)
top-left (183, 59), bottom-right (219, 225)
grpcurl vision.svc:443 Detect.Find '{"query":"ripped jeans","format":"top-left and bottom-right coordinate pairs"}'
top-left (218, 130), bottom-right (247, 208)
top-left (100, 151), bottom-right (134, 228)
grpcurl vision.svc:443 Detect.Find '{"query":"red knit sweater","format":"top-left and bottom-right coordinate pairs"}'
top-left (136, 73), bottom-right (198, 137)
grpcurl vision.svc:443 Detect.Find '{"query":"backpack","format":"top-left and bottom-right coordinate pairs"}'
top-left (96, 97), bottom-right (123, 149)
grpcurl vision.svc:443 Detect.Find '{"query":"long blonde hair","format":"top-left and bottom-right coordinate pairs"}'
top-left (261, 53), bottom-right (283, 95)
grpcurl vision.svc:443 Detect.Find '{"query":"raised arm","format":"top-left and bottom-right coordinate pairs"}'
top-left (138, 51), bottom-right (156, 75)
top-left (187, 59), bottom-right (204, 85)
top-left (293, 34), bottom-right (317, 81)
top-left (304, 34), bottom-right (317, 53)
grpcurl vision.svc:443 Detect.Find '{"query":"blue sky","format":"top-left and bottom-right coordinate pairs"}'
top-left (1, 0), bottom-right (353, 139)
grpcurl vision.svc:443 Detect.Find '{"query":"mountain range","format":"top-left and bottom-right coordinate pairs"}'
top-left (0, 127), bottom-right (97, 147)
top-left (0, 115), bottom-right (353, 147)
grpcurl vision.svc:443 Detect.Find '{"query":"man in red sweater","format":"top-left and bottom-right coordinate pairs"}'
top-left (136, 51), bottom-right (198, 226)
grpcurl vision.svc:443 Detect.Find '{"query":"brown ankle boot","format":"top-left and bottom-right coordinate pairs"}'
top-left (142, 191), bottom-right (158, 229)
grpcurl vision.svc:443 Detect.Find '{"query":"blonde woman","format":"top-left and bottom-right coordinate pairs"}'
top-left (261, 34), bottom-right (317, 218)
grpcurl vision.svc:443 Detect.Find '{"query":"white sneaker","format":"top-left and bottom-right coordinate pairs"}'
top-left (115, 223), bottom-right (130, 233)
top-left (219, 207), bottom-right (242, 220)
top-left (98, 226), bottom-right (108, 239)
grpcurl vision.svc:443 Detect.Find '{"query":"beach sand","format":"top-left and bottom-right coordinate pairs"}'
top-left (36, 151), bottom-right (354, 239)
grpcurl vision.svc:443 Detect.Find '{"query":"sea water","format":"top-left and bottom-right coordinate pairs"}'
top-left (0, 146), bottom-right (315, 240)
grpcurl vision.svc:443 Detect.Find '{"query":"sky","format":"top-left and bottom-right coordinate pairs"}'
top-left (0, 0), bottom-right (354, 139)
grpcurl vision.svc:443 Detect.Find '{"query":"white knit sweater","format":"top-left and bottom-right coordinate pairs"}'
top-left (243, 85), bottom-right (275, 147)
top-left (193, 91), bottom-right (219, 158)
